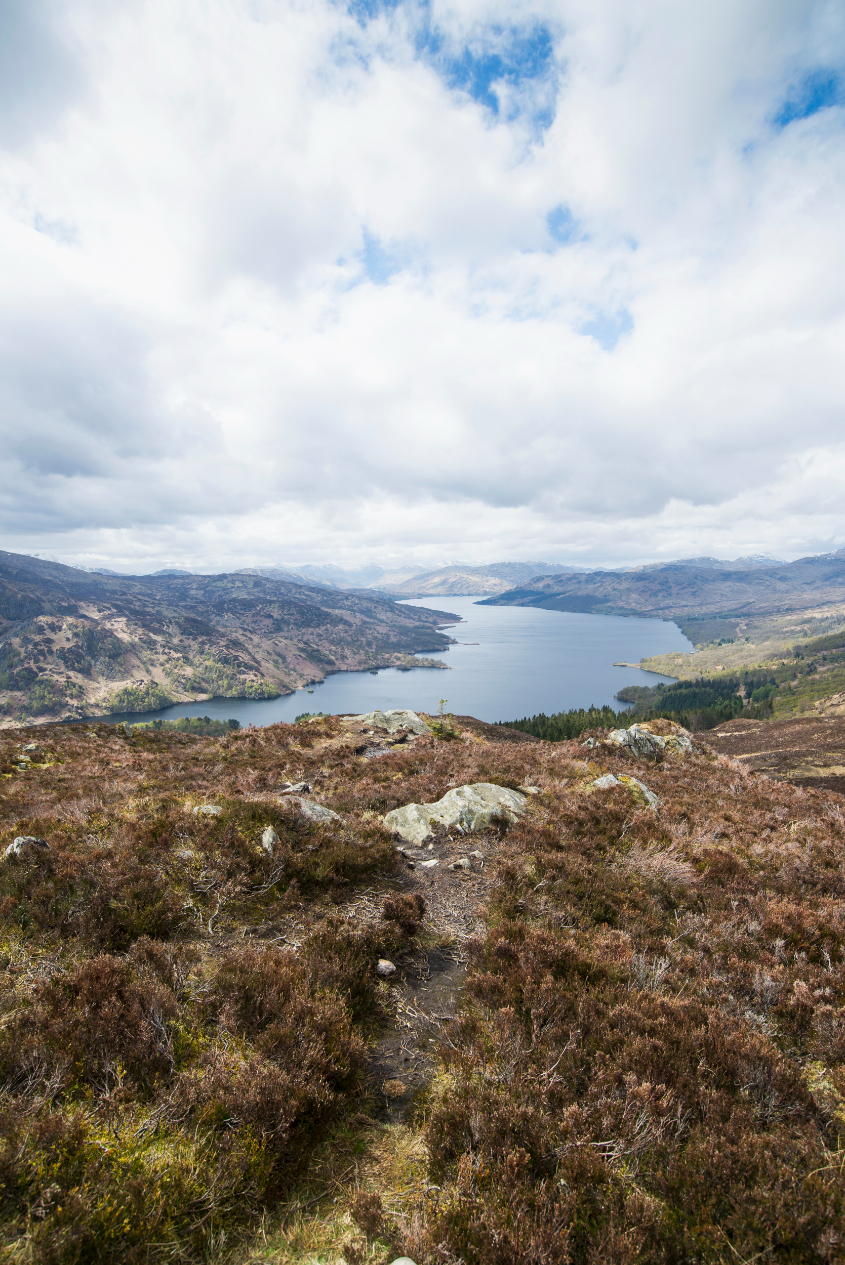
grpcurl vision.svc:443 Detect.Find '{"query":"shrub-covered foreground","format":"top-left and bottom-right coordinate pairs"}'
top-left (2, 714), bottom-right (845, 1263)
top-left (0, 717), bottom-right (406, 1263)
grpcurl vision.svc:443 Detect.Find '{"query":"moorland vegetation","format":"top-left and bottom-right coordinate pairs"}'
top-left (1, 710), bottom-right (845, 1263)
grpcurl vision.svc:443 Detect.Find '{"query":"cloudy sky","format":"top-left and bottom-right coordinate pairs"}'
top-left (1, 0), bottom-right (844, 573)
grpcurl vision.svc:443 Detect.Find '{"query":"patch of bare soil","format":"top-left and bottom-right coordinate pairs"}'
top-left (707, 712), bottom-right (845, 794)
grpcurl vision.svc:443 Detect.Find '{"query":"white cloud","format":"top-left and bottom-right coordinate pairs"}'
top-left (0, 0), bottom-right (844, 569)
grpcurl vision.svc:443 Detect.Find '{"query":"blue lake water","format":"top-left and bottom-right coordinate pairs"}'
top-left (99, 597), bottom-right (693, 728)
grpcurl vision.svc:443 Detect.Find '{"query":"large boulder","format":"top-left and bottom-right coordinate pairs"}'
top-left (349, 709), bottom-right (430, 736)
top-left (5, 836), bottom-right (49, 860)
top-left (384, 783), bottom-right (527, 845)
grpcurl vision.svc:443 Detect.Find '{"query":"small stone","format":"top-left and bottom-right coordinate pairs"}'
top-left (22, 744), bottom-right (38, 752)
top-left (175, 849), bottom-right (195, 861)
top-left (592, 774), bottom-right (620, 790)
top-left (279, 781), bottom-right (312, 794)
top-left (448, 857), bottom-right (471, 871)
top-left (420, 858), bottom-right (439, 868)
top-left (469, 850), bottom-right (484, 860)
top-left (376, 959), bottom-right (397, 976)
top-left (519, 785), bottom-right (541, 794)
top-left (5, 836), bottom-right (49, 859)
top-left (388, 1258), bottom-right (418, 1265)
top-left (193, 804), bottom-right (222, 816)
top-left (261, 826), bottom-right (280, 855)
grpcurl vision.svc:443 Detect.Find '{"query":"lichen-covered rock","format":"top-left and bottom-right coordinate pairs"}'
top-left (619, 774), bottom-right (659, 808)
top-left (349, 709), bottom-right (430, 736)
top-left (606, 721), bottom-right (692, 759)
top-left (5, 836), bottom-right (49, 859)
top-left (384, 782), bottom-right (527, 845)
top-left (192, 804), bottom-right (222, 816)
top-left (287, 797), bottom-right (340, 824)
top-left (261, 825), bottom-right (279, 854)
top-left (590, 772), bottom-right (658, 808)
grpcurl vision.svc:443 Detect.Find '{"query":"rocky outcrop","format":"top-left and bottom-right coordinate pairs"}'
top-left (604, 720), bottom-right (692, 759)
top-left (348, 709), bottom-right (430, 736)
top-left (384, 782), bottom-right (527, 845)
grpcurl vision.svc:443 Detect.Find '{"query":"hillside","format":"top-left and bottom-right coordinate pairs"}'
top-left (385, 561), bottom-right (582, 598)
top-left (0, 551), bottom-right (456, 726)
top-left (483, 548), bottom-right (845, 618)
top-left (1, 711), bottom-right (844, 1263)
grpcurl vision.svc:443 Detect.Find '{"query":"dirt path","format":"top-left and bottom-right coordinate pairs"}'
top-left (340, 826), bottom-right (502, 1123)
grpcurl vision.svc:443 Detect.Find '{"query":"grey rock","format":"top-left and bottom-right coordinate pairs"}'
top-left (5, 836), bottom-right (49, 859)
top-left (175, 849), bottom-right (195, 861)
top-left (620, 775), bottom-right (659, 808)
top-left (384, 783), bottom-right (527, 845)
top-left (350, 709), bottom-right (429, 736)
top-left (193, 804), bottom-right (222, 816)
top-left (22, 744), bottom-right (38, 752)
top-left (449, 857), bottom-right (471, 871)
top-left (388, 1259), bottom-right (418, 1265)
top-left (287, 797), bottom-right (340, 824)
top-left (377, 959), bottom-right (397, 977)
top-left (605, 722), bottom-right (692, 759)
top-left (519, 785), bottom-right (541, 794)
top-left (261, 826), bottom-right (280, 855)
top-left (420, 858), bottom-right (439, 868)
top-left (590, 773), bottom-right (658, 809)
top-left (279, 781), bottom-right (312, 794)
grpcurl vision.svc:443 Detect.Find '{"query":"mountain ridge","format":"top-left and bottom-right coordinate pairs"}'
top-left (482, 548), bottom-right (845, 618)
top-left (0, 550), bottom-right (456, 726)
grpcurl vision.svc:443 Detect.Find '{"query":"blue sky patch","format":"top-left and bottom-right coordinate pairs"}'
top-left (547, 205), bottom-right (578, 245)
top-left (580, 310), bottom-right (633, 352)
top-left (423, 22), bottom-right (554, 119)
top-left (773, 70), bottom-right (842, 128)
top-left (347, 0), bottom-right (402, 22)
top-left (345, 0), bottom-right (558, 131)
top-left (358, 229), bottom-right (411, 284)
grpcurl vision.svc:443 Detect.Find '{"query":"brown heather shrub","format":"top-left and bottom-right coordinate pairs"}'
top-left (382, 891), bottom-right (426, 935)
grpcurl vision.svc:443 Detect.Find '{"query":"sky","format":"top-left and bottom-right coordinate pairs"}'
top-left (1, 0), bottom-right (844, 575)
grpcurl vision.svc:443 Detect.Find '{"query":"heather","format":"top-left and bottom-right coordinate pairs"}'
top-left (0, 714), bottom-right (843, 1263)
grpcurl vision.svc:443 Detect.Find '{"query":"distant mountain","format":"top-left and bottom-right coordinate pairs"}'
top-left (386, 562), bottom-right (584, 598)
top-left (0, 550), bottom-right (456, 725)
top-left (482, 550), bottom-right (845, 617)
top-left (236, 565), bottom-right (335, 588)
top-left (636, 555), bottom-right (786, 572)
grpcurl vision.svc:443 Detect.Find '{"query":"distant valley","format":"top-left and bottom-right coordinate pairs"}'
top-left (0, 551), bottom-right (455, 726)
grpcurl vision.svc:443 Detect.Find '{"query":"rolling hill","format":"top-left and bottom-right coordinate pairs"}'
top-left (0, 550), bottom-right (456, 726)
